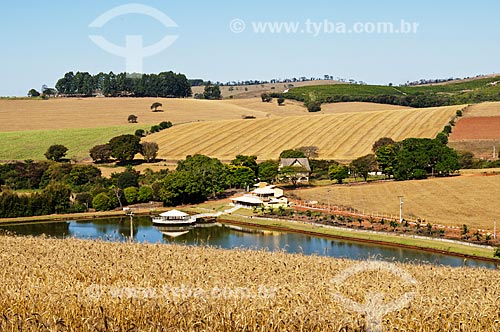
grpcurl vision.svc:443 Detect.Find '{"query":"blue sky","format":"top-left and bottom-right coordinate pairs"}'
top-left (1, 0), bottom-right (499, 96)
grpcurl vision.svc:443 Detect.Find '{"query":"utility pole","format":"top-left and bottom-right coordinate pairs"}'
top-left (494, 219), bottom-right (497, 240)
top-left (327, 189), bottom-right (331, 212)
top-left (398, 196), bottom-right (404, 223)
top-left (125, 208), bottom-right (134, 242)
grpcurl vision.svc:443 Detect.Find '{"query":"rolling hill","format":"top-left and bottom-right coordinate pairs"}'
top-left (284, 75), bottom-right (500, 107)
top-left (144, 105), bottom-right (461, 161)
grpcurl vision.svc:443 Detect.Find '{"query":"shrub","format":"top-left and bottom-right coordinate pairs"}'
top-left (137, 186), bottom-right (154, 202)
top-left (109, 135), bottom-right (141, 163)
top-left (123, 187), bottom-right (138, 204)
top-left (159, 121), bottom-right (173, 130)
top-left (436, 132), bottom-right (449, 145)
top-left (128, 114), bottom-right (138, 123)
top-left (134, 129), bottom-right (145, 137)
top-left (456, 109), bottom-right (463, 117)
top-left (261, 93), bottom-right (272, 102)
top-left (278, 98), bottom-right (285, 106)
top-left (141, 142), bottom-right (159, 163)
top-left (45, 145), bottom-right (68, 162)
top-left (494, 247), bottom-right (500, 258)
top-left (89, 144), bottom-right (112, 163)
top-left (92, 193), bottom-right (112, 211)
top-left (306, 101), bottom-right (321, 112)
top-left (150, 125), bottom-right (161, 133)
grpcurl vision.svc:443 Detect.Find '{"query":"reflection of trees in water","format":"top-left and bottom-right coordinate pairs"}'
top-left (74, 216), bottom-right (154, 239)
top-left (0, 222), bottom-right (70, 238)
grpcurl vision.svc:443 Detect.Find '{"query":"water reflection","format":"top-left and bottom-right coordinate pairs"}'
top-left (0, 216), bottom-right (497, 269)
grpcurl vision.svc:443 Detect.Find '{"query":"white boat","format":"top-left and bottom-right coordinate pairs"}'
top-left (151, 209), bottom-right (197, 226)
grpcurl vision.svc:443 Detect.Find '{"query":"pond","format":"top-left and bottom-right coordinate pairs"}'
top-left (0, 216), bottom-right (497, 269)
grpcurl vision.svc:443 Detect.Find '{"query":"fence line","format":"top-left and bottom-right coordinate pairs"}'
top-left (292, 200), bottom-right (493, 236)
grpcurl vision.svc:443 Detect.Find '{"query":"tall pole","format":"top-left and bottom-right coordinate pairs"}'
top-left (494, 219), bottom-right (497, 240)
top-left (327, 189), bottom-right (331, 212)
top-left (398, 196), bottom-right (404, 223)
top-left (127, 210), bottom-right (134, 243)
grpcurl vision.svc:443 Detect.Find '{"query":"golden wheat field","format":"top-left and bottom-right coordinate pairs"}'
top-left (145, 105), bottom-right (461, 161)
top-left (294, 175), bottom-right (500, 230)
top-left (0, 97), bottom-right (413, 132)
top-left (0, 236), bottom-right (499, 331)
top-left (462, 102), bottom-right (500, 118)
top-left (0, 98), bottom-right (269, 131)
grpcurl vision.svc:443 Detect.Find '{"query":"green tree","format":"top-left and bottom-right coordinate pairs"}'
top-left (114, 168), bottom-right (140, 189)
top-left (203, 83), bottom-right (222, 100)
top-left (279, 165), bottom-right (306, 186)
top-left (28, 89), bottom-right (40, 97)
top-left (137, 186), bottom-right (153, 202)
top-left (393, 138), bottom-right (459, 180)
top-left (68, 165), bottom-right (101, 186)
top-left (141, 142), bottom-right (159, 163)
top-left (258, 160), bottom-right (279, 182)
top-left (436, 132), bottom-right (449, 145)
top-left (41, 183), bottom-right (71, 214)
top-left (150, 102), bottom-right (163, 112)
top-left (231, 155), bottom-right (258, 177)
top-left (134, 129), bottom-right (145, 138)
top-left (161, 154), bottom-right (228, 205)
top-left (123, 187), bottom-right (138, 204)
top-left (261, 93), bottom-right (272, 102)
top-left (89, 144), bottom-right (112, 163)
top-left (350, 154), bottom-right (377, 181)
top-left (92, 193), bottom-right (113, 211)
top-left (279, 149), bottom-right (306, 159)
top-left (159, 121), bottom-right (173, 129)
top-left (227, 165), bottom-right (255, 189)
top-left (375, 144), bottom-right (398, 178)
top-left (128, 114), bottom-right (138, 123)
top-left (109, 135), bottom-right (141, 163)
top-left (329, 164), bottom-right (349, 184)
top-left (277, 97), bottom-right (285, 106)
top-left (372, 137), bottom-right (395, 152)
top-left (305, 101), bottom-right (321, 112)
top-left (458, 151), bottom-right (474, 169)
top-left (44, 145), bottom-right (68, 162)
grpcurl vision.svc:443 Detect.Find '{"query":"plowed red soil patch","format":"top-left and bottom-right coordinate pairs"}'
top-left (450, 116), bottom-right (500, 140)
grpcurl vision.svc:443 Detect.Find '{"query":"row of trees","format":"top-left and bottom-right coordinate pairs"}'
top-left (328, 137), bottom-right (460, 183)
top-left (55, 71), bottom-right (192, 98)
top-left (89, 135), bottom-right (158, 164)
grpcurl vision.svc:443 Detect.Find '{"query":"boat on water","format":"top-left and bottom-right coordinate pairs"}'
top-left (151, 209), bottom-right (197, 226)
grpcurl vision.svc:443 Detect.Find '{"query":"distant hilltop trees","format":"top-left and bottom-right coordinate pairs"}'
top-left (55, 71), bottom-right (192, 98)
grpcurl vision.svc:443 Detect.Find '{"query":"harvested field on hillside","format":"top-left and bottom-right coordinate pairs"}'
top-left (0, 98), bottom-right (270, 131)
top-left (462, 101), bottom-right (500, 118)
top-left (145, 105), bottom-right (461, 161)
top-left (294, 175), bottom-right (500, 230)
top-left (0, 236), bottom-right (499, 331)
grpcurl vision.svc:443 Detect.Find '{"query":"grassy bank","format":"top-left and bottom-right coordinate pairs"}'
top-left (221, 213), bottom-right (497, 260)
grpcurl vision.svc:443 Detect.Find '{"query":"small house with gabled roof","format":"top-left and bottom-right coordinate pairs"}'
top-left (278, 158), bottom-right (311, 183)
